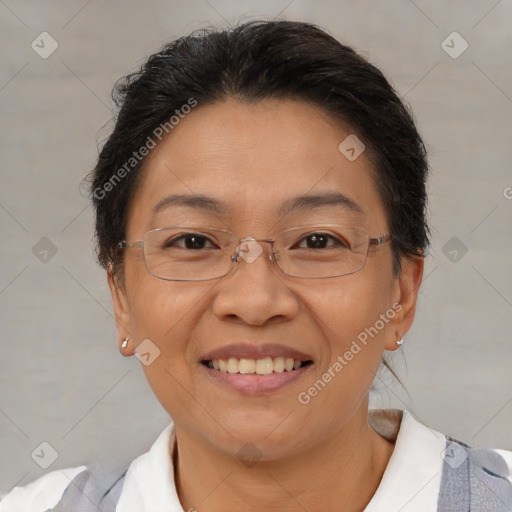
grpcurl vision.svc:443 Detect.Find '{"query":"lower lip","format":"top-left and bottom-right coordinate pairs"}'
top-left (200, 363), bottom-right (312, 395)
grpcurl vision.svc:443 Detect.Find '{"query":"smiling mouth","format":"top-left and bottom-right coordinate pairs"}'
top-left (201, 357), bottom-right (313, 375)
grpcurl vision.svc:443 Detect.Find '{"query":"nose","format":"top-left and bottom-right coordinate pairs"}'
top-left (212, 238), bottom-right (299, 326)
top-left (233, 237), bottom-right (275, 265)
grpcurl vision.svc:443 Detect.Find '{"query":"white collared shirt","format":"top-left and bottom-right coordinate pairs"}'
top-left (2, 409), bottom-right (511, 511)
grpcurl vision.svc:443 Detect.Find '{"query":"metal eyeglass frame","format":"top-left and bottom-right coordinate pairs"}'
top-left (117, 224), bottom-right (392, 281)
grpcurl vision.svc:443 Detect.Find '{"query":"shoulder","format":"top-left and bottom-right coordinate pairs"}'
top-left (0, 424), bottom-right (174, 512)
top-left (369, 409), bottom-right (512, 510)
top-left (0, 465), bottom-right (126, 512)
top-left (438, 435), bottom-right (512, 509)
top-left (0, 466), bottom-right (86, 511)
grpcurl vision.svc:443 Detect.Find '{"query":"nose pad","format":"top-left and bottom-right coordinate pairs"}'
top-left (235, 237), bottom-right (264, 264)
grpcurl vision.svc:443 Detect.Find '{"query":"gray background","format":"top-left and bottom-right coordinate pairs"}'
top-left (1, 0), bottom-right (511, 495)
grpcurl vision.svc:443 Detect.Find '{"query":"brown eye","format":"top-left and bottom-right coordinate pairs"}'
top-left (163, 233), bottom-right (218, 250)
top-left (294, 232), bottom-right (349, 250)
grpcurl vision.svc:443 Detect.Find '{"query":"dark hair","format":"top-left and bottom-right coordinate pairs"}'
top-left (87, 19), bottom-right (429, 279)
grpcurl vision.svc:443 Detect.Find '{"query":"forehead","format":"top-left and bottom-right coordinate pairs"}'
top-left (127, 98), bottom-right (387, 235)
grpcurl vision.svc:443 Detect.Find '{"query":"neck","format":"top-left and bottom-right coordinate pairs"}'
top-left (173, 407), bottom-right (395, 512)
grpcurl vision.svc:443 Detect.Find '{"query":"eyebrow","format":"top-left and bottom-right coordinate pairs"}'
top-left (278, 191), bottom-right (363, 217)
top-left (152, 191), bottom-right (364, 218)
top-left (153, 194), bottom-right (229, 215)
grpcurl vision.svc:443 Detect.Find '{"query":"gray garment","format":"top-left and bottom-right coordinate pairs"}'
top-left (45, 470), bottom-right (125, 512)
top-left (47, 438), bottom-right (512, 512)
top-left (437, 437), bottom-right (512, 511)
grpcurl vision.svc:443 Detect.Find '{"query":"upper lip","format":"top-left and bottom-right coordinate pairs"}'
top-left (201, 343), bottom-right (314, 362)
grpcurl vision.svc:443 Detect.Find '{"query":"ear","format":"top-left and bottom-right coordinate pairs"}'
top-left (385, 256), bottom-right (424, 351)
top-left (107, 267), bottom-right (133, 355)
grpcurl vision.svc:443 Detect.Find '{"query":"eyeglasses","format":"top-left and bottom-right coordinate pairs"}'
top-left (117, 224), bottom-right (391, 281)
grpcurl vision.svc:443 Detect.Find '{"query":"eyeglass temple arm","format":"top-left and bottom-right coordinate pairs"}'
top-left (117, 241), bottom-right (144, 249)
top-left (369, 234), bottom-right (392, 247)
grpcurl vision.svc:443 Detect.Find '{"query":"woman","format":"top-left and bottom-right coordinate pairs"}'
top-left (2, 19), bottom-right (511, 512)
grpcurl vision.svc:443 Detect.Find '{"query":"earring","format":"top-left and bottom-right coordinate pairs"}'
top-left (121, 337), bottom-right (129, 349)
top-left (396, 336), bottom-right (403, 347)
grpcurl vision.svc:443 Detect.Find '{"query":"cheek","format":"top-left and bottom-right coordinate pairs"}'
top-left (290, 310), bottom-right (390, 443)
top-left (124, 271), bottom-right (210, 415)
top-left (299, 263), bottom-right (394, 384)
top-left (293, 275), bottom-right (393, 425)
top-left (124, 261), bottom-right (209, 359)
top-left (304, 264), bottom-right (393, 340)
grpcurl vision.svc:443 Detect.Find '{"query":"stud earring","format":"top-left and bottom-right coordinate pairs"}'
top-left (121, 338), bottom-right (129, 349)
top-left (396, 336), bottom-right (403, 347)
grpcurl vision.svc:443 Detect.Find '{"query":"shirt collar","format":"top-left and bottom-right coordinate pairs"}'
top-left (117, 409), bottom-right (445, 512)
top-left (365, 409), bottom-right (445, 511)
top-left (116, 423), bottom-right (182, 512)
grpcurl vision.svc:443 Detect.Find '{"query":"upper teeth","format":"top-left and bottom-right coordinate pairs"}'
top-left (210, 357), bottom-right (303, 375)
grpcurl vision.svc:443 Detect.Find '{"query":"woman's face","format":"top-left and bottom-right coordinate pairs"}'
top-left (109, 98), bottom-right (422, 459)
